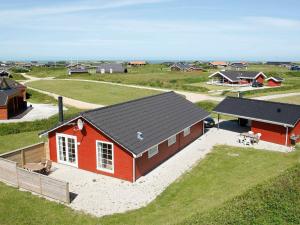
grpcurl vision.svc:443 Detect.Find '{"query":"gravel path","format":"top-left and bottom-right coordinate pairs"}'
top-left (0, 103), bottom-right (59, 123)
top-left (254, 92), bottom-right (300, 100)
top-left (27, 87), bottom-right (104, 109)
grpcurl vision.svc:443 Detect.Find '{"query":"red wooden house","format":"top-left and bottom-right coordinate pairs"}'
top-left (214, 97), bottom-right (300, 146)
top-left (40, 92), bottom-right (209, 182)
top-left (209, 71), bottom-right (266, 86)
top-left (0, 78), bottom-right (27, 120)
top-left (266, 77), bottom-right (284, 87)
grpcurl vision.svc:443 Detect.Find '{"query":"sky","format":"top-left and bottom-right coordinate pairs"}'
top-left (0, 0), bottom-right (300, 61)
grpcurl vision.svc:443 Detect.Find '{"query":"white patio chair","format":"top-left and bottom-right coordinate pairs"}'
top-left (255, 133), bottom-right (262, 143)
top-left (248, 131), bottom-right (254, 135)
top-left (238, 136), bottom-right (244, 144)
top-left (244, 138), bottom-right (251, 146)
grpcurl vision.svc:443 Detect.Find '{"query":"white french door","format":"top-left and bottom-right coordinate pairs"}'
top-left (56, 134), bottom-right (78, 167)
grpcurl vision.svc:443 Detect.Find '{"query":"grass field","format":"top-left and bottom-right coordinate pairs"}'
top-left (27, 80), bottom-right (162, 105)
top-left (0, 131), bottom-right (42, 154)
top-left (182, 163), bottom-right (300, 225)
top-left (271, 95), bottom-right (300, 105)
top-left (26, 89), bottom-right (58, 104)
top-left (28, 66), bottom-right (68, 78)
top-left (0, 145), bottom-right (299, 225)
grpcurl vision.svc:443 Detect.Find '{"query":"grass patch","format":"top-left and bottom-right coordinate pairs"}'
top-left (27, 80), bottom-right (162, 105)
top-left (196, 100), bottom-right (218, 113)
top-left (182, 163), bottom-right (300, 225)
top-left (28, 66), bottom-right (68, 78)
top-left (0, 146), bottom-right (299, 225)
top-left (26, 89), bottom-right (57, 104)
top-left (10, 73), bottom-right (28, 81)
top-left (0, 131), bottom-right (43, 154)
top-left (0, 107), bottom-right (82, 136)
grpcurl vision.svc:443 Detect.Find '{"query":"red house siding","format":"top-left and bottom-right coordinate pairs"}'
top-left (0, 107), bottom-right (8, 120)
top-left (268, 80), bottom-right (281, 87)
top-left (256, 74), bottom-right (265, 84)
top-left (48, 118), bottom-right (134, 182)
top-left (135, 121), bottom-right (204, 180)
top-left (251, 120), bottom-right (300, 146)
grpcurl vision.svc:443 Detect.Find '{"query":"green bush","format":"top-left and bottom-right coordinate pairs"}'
top-left (10, 67), bottom-right (30, 73)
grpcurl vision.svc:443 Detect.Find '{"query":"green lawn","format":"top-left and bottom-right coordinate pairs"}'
top-left (0, 145), bottom-right (299, 225)
top-left (182, 163), bottom-right (300, 225)
top-left (247, 64), bottom-right (290, 73)
top-left (26, 89), bottom-right (58, 104)
top-left (28, 66), bottom-right (68, 78)
top-left (0, 131), bottom-right (42, 154)
top-left (27, 80), bottom-right (162, 105)
top-left (271, 95), bottom-right (300, 105)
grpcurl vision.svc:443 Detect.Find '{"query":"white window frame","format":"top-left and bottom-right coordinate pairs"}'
top-left (168, 135), bottom-right (176, 147)
top-left (148, 145), bottom-right (158, 158)
top-left (183, 127), bottom-right (191, 137)
top-left (56, 133), bottom-right (78, 168)
top-left (96, 140), bottom-right (114, 174)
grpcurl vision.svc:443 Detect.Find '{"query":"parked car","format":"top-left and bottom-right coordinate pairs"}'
top-left (204, 117), bottom-right (215, 128)
top-left (252, 81), bottom-right (263, 88)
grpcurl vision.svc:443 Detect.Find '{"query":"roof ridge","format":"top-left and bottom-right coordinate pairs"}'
top-left (226, 96), bottom-right (300, 108)
top-left (81, 91), bottom-right (176, 115)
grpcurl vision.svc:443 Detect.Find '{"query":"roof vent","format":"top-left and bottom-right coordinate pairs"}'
top-left (277, 108), bottom-right (281, 113)
top-left (137, 132), bottom-right (144, 141)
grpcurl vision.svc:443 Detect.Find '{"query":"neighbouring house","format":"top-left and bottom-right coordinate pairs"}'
top-left (0, 70), bottom-right (10, 77)
top-left (265, 62), bottom-right (292, 67)
top-left (291, 65), bottom-right (300, 71)
top-left (170, 63), bottom-right (203, 72)
top-left (95, 63), bottom-right (127, 74)
top-left (209, 61), bottom-right (228, 68)
top-left (230, 62), bottom-right (248, 70)
top-left (68, 67), bottom-right (88, 75)
top-left (266, 77), bottom-right (284, 87)
top-left (213, 97), bottom-right (300, 146)
top-left (39, 92), bottom-right (209, 182)
top-left (208, 71), bottom-right (266, 86)
top-left (128, 61), bottom-right (147, 66)
top-left (0, 78), bottom-right (27, 120)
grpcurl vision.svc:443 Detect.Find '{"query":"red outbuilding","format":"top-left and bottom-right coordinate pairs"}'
top-left (214, 97), bottom-right (300, 146)
top-left (40, 92), bottom-right (209, 182)
top-left (266, 77), bottom-right (284, 87)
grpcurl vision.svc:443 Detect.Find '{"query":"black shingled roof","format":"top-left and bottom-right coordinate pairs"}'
top-left (213, 97), bottom-right (300, 127)
top-left (41, 92), bottom-right (209, 156)
top-left (0, 78), bottom-right (23, 106)
top-left (210, 71), bottom-right (263, 82)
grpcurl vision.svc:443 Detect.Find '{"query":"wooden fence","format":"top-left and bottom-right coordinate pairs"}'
top-left (0, 142), bottom-right (46, 167)
top-left (0, 143), bottom-right (70, 203)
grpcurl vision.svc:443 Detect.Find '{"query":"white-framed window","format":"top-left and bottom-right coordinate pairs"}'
top-left (148, 145), bottom-right (158, 158)
top-left (168, 135), bottom-right (176, 146)
top-left (183, 127), bottom-right (191, 137)
top-left (96, 141), bottom-right (114, 173)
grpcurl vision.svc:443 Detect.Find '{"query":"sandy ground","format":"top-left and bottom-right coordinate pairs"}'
top-left (49, 121), bottom-right (290, 217)
top-left (0, 103), bottom-right (60, 123)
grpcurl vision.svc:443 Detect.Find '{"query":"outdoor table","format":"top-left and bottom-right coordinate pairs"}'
top-left (23, 163), bottom-right (45, 173)
top-left (240, 132), bottom-right (257, 143)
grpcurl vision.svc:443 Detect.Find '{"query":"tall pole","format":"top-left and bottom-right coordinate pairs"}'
top-left (217, 114), bottom-right (220, 130)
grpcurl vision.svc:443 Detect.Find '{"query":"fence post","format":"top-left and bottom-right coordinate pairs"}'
top-left (21, 149), bottom-right (25, 167)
